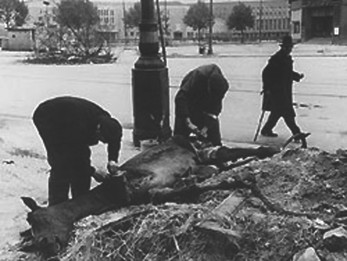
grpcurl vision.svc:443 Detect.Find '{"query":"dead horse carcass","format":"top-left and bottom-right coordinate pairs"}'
top-left (21, 135), bottom-right (277, 257)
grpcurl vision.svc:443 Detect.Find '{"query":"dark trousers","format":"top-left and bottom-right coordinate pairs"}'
top-left (262, 111), bottom-right (301, 135)
top-left (174, 116), bottom-right (222, 146)
top-left (48, 167), bottom-right (92, 206)
top-left (46, 145), bottom-right (94, 206)
top-left (33, 112), bottom-right (94, 206)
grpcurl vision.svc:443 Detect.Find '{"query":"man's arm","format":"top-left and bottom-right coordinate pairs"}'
top-left (175, 89), bottom-right (190, 119)
top-left (106, 124), bottom-right (122, 175)
top-left (91, 139), bottom-right (122, 182)
top-left (293, 71), bottom-right (304, 82)
top-left (175, 89), bottom-right (203, 135)
top-left (107, 140), bottom-right (121, 163)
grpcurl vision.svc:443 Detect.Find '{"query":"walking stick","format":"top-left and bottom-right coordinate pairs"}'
top-left (253, 110), bottom-right (265, 142)
top-left (156, 0), bottom-right (167, 66)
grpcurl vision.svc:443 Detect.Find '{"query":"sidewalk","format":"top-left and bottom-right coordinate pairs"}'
top-left (165, 42), bottom-right (347, 58)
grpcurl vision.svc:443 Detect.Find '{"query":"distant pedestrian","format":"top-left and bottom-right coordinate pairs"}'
top-left (33, 96), bottom-right (123, 206)
top-left (261, 35), bottom-right (305, 138)
top-left (174, 64), bottom-right (229, 146)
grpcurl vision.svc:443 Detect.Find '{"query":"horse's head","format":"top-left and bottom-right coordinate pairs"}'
top-left (21, 197), bottom-right (73, 258)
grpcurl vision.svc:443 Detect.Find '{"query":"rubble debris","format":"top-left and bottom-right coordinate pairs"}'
top-left (323, 227), bottom-right (347, 252)
top-left (293, 247), bottom-right (321, 261)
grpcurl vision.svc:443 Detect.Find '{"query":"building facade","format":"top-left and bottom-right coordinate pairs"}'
top-left (22, 0), bottom-right (291, 45)
top-left (96, 1), bottom-right (126, 43)
top-left (92, 0), bottom-right (291, 43)
top-left (290, 0), bottom-right (347, 44)
top-left (213, 0), bottom-right (290, 42)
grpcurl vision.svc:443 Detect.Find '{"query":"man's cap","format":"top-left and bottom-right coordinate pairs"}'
top-left (280, 35), bottom-right (295, 47)
top-left (99, 116), bottom-right (122, 142)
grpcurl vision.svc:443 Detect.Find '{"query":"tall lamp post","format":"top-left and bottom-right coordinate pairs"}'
top-left (122, 1), bottom-right (127, 44)
top-left (43, 0), bottom-right (50, 26)
top-left (207, 0), bottom-right (213, 55)
top-left (132, 0), bottom-right (172, 146)
top-left (258, 0), bottom-right (263, 43)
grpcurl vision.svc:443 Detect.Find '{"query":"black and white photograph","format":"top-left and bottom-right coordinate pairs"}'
top-left (1, 0), bottom-right (347, 260)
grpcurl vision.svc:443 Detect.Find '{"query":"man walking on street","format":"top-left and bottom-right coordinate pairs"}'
top-left (261, 35), bottom-right (305, 138)
top-left (174, 64), bottom-right (229, 146)
top-left (33, 96), bottom-right (123, 206)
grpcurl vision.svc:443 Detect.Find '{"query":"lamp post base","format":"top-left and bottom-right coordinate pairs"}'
top-left (132, 66), bottom-right (172, 147)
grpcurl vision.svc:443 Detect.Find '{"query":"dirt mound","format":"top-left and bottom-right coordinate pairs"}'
top-left (44, 148), bottom-right (347, 261)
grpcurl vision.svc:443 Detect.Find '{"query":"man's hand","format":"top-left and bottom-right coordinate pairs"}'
top-left (200, 126), bottom-right (208, 138)
top-left (294, 73), bottom-right (305, 82)
top-left (205, 113), bottom-right (218, 120)
top-left (92, 169), bottom-right (111, 183)
top-left (186, 117), bottom-right (198, 132)
top-left (186, 117), bottom-right (208, 139)
top-left (107, 160), bottom-right (119, 175)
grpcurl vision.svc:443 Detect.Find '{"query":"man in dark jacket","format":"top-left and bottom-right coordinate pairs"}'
top-left (174, 64), bottom-right (229, 146)
top-left (33, 96), bottom-right (123, 206)
top-left (261, 35), bottom-right (304, 138)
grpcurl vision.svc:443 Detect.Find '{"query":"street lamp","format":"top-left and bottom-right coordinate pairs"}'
top-left (131, 0), bottom-right (172, 146)
top-left (259, 0), bottom-right (263, 43)
top-left (207, 0), bottom-right (213, 55)
top-left (43, 0), bottom-right (50, 26)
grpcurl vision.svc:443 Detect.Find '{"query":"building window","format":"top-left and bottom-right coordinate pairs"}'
top-left (283, 19), bottom-right (287, 29)
top-left (173, 31), bottom-right (183, 40)
top-left (293, 21), bottom-right (300, 34)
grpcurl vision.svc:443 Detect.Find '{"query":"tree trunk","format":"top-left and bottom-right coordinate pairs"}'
top-left (198, 28), bottom-right (201, 46)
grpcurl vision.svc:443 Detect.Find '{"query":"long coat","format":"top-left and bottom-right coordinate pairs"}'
top-left (262, 50), bottom-right (302, 117)
top-left (33, 96), bottom-right (122, 166)
top-left (175, 64), bottom-right (229, 124)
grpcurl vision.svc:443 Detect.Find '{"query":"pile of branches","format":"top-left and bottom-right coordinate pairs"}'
top-left (57, 148), bottom-right (347, 261)
top-left (61, 203), bottom-right (229, 261)
top-left (25, 48), bottom-right (116, 65)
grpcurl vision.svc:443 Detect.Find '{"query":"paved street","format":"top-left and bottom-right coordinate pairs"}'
top-left (1, 42), bottom-right (347, 152)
